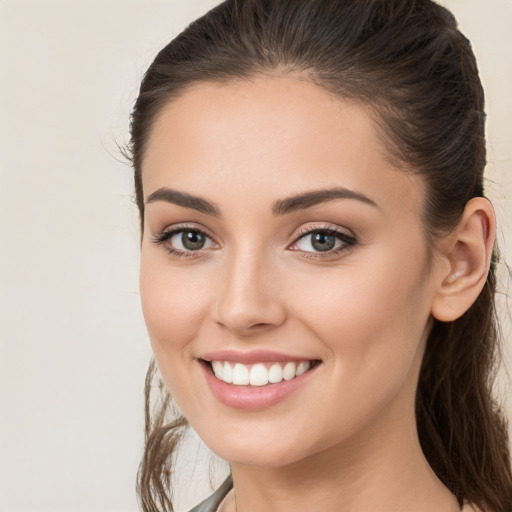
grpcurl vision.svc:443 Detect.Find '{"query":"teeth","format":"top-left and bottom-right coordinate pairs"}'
top-left (268, 363), bottom-right (283, 383)
top-left (283, 362), bottom-right (296, 381)
top-left (222, 361), bottom-right (233, 383)
top-left (249, 364), bottom-right (268, 386)
top-left (212, 361), bottom-right (224, 380)
top-left (296, 361), bottom-right (310, 376)
top-left (210, 360), bottom-right (312, 386)
top-left (232, 363), bottom-right (249, 385)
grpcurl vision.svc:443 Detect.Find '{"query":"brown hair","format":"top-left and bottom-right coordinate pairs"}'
top-left (128, 1), bottom-right (512, 510)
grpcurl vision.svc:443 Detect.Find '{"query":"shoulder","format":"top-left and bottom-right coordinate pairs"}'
top-left (188, 475), bottom-right (234, 512)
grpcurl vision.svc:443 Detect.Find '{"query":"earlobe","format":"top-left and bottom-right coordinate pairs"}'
top-left (431, 197), bottom-right (496, 322)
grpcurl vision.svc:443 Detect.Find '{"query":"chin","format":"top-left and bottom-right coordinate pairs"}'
top-left (214, 444), bottom-right (306, 468)
top-left (195, 422), bottom-right (329, 469)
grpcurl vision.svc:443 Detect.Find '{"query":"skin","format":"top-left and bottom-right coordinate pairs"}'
top-left (139, 75), bottom-right (494, 512)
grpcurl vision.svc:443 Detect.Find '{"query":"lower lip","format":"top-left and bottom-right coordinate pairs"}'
top-left (199, 360), bottom-right (321, 410)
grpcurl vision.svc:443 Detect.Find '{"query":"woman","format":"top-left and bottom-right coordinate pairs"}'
top-left (128, 0), bottom-right (512, 511)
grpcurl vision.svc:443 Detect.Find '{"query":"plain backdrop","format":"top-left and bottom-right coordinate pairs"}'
top-left (0, 1), bottom-right (511, 511)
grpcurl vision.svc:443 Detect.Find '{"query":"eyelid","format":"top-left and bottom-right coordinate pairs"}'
top-left (155, 221), bottom-right (215, 236)
top-left (292, 223), bottom-right (357, 240)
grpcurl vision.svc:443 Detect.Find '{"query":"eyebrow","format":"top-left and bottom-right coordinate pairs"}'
top-left (272, 187), bottom-right (379, 215)
top-left (145, 186), bottom-right (379, 216)
top-left (146, 188), bottom-right (221, 216)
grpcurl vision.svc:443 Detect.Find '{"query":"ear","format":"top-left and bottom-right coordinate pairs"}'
top-left (431, 197), bottom-right (496, 322)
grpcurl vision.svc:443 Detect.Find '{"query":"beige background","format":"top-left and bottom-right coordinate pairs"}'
top-left (0, 1), bottom-right (510, 511)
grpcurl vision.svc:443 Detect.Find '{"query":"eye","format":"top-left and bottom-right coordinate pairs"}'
top-left (290, 227), bottom-right (357, 256)
top-left (152, 226), bottom-right (216, 256)
top-left (171, 230), bottom-right (212, 251)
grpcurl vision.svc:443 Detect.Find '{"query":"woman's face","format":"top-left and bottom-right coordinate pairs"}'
top-left (139, 75), bottom-right (440, 467)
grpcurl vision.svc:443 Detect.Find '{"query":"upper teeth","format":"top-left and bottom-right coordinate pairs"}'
top-left (211, 361), bottom-right (312, 386)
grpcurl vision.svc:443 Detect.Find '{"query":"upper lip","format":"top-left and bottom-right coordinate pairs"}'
top-left (200, 349), bottom-right (319, 365)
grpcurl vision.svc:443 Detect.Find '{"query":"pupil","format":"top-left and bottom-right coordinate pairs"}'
top-left (312, 232), bottom-right (335, 252)
top-left (182, 231), bottom-right (205, 250)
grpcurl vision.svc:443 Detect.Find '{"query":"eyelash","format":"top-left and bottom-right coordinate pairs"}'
top-left (152, 224), bottom-right (358, 260)
top-left (291, 225), bottom-right (358, 259)
top-left (152, 224), bottom-right (215, 259)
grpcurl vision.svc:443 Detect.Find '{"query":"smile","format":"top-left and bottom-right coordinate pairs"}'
top-left (210, 360), bottom-right (313, 386)
top-left (199, 355), bottom-right (322, 410)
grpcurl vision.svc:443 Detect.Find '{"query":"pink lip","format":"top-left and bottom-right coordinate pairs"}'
top-left (199, 359), bottom-right (322, 410)
top-left (200, 349), bottom-right (317, 364)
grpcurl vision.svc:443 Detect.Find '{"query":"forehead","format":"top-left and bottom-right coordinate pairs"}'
top-left (142, 75), bottom-right (424, 218)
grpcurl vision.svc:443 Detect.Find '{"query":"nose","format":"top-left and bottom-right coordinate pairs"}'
top-left (214, 249), bottom-right (287, 336)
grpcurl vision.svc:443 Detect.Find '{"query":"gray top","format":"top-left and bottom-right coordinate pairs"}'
top-left (188, 475), bottom-right (234, 512)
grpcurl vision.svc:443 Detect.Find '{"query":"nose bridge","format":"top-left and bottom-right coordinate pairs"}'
top-left (215, 242), bottom-right (286, 334)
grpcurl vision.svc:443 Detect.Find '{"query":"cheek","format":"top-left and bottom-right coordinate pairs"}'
top-left (139, 256), bottom-right (218, 415)
top-left (292, 259), bottom-right (428, 336)
top-left (139, 252), bottom-right (212, 363)
top-left (288, 243), bottom-right (432, 398)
